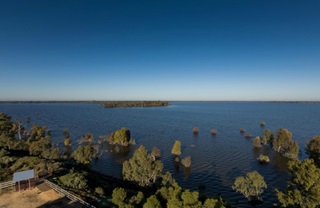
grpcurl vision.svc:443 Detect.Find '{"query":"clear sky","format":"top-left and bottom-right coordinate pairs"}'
top-left (0, 0), bottom-right (319, 101)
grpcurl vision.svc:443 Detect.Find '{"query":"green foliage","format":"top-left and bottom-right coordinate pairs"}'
top-left (59, 169), bottom-right (88, 189)
top-left (122, 145), bottom-right (164, 186)
top-left (10, 156), bottom-right (62, 174)
top-left (151, 147), bottom-right (161, 158)
top-left (232, 171), bottom-right (267, 201)
top-left (181, 190), bottom-right (202, 207)
top-left (95, 187), bottom-right (105, 197)
top-left (103, 101), bottom-right (169, 108)
top-left (276, 159), bottom-right (320, 208)
top-left (0, 112), bottom-right (15, 138)
top-left (203, 198), bottom-right (219, 208)
top-left (63, 128), bottom-right (72, 146)
top-left (253, 137), bottom-right (262, 148)
top-left (273, 128), bottom-right (299, 159)
top-left (112, 188), bottom-right (127, 206)
top-left (256, 154), bottom-right (270, 163)
top-left (28, 124), bottom-right (47, 142)
top-left (129, 191), bottom-right (144, 205)
top-left (143, 195), bottom-right (161, 208)
top-left (262, 129), bottom-right (274, 145)
top-left (283, 141), bottom-right (300, 159)
top-left (72, 144), bottom-right (97, 165)
top-left (306, 136), bottom-right (320, 166)
top-left (29, 136), bottom-right (52, 156)
top-left (107, 128), bottom-right (132, 146)
top-left (171, 140), bottom-right (181, 156)
top-left (181, 156), bottom-right (192, 168)
top-left (260, 121), bottom-right (265, 126)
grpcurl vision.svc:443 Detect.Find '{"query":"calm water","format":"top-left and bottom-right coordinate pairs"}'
top-left (1, 102), bottom-right (320, 207)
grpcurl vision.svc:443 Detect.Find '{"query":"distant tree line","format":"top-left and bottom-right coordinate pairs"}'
top-left (100, 101), bottom-right (169, 108)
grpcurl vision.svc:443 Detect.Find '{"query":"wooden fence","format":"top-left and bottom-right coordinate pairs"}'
top-left (0, 181), bottom-right (15, 191)
top-left (44, 180), bottom-right (95, 208)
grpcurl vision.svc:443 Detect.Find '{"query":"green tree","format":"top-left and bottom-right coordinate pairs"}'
top-left (151, 147), bottom-right (161, 159)
top-left (253, 137), bottom-right (262, 148)
top-left (63, 128), bottom-right (72, 146)
top-left (232, 171), bottom-right (267, 201)
top-left (273, 128), bottom-right (299, 159)
top-left (306, 136), bottom-right (320, 166)
top-left (143, 195), bottom-right (161, 208)
top-left (108, 128), bottom-right (132, 146)
top-left (276, 159), bottom-right (320, 208)
top-left (181, 156), bottom-right (192, 168)
top-left (72, 144), bottom-right (98, 165)
top-left (181, 189), bottom-right (202, 207)
top-left (273, 128), bottom-right (293, 153)
top-left (203, 198), bottom-right (219, 208)
top-left (171, 140), bottom-right (181, 156)
top-left (122, 145), bottom-right (164, 186)
top-left (112, 188), bottom-right (127, 207)
top-left (262, 129), bottom-right (274, 145)
top-left (0, 112), bottom-right (15, 138)
top-left (129, 191), bottom-right (144, 205)
top-left (59, 169), bottom-right (88, 189)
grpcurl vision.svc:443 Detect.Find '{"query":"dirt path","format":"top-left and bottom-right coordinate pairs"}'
top-left (0, 186), bottom-right (78, 208)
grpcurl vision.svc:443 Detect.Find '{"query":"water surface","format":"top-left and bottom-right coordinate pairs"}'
top-left (1, 102), bottom-right (320, 207)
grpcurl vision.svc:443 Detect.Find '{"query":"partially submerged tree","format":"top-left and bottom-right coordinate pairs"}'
top-left (306, 136), bottom-right (320, 166)
top-left (273, 128), bottom-right (299, 159)
top-left (232, 171), bottom-right (267, 201)
top-left (72, 144), bottom-right (98, 165)
top-left (276, 159), bottom-right (320, 208)
top-left (171, 140), bottom-right (181, 156)
top-left (122, 145), bottom-right (164, 186)
top-left (253, 137), bottom-right (262, 148)
top-left (107, 128), bottom-right (134, 146)
top-left (256, 155), bottom-right (270, 164)
top-left (181, 156), bottom-right (192, 168)
top-left (262, 129), bottom-right (274, 145)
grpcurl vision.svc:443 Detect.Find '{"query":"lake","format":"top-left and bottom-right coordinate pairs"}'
top-left (1, 102), bottom-right (320, 207)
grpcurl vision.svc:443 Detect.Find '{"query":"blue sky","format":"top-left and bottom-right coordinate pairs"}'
top-left (0, 0), bottom-right (319, 101)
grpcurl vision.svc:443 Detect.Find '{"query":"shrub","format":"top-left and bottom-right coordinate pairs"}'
top-left (210, 129), bottom-right (217, 135)
top-left (181, 156), bottom-right (192, 168)
top-left (193, 127), bottom-right (199, 134)
top-left (260, 121), bottom-right (266, 126)
top-left (59, 170), bottom-right (88, 189)
top-left (232, 171), bottom-right (267, 201)
top-left (253, 137), bottom-right (262, 148)
top-left (245, 134), bottom-right (252, 139)
top-left (306, 136), bottom-right (320, 166)
top-left (112, 188), bottom-right (127, 206)
top-left (257, 154), bottom-right (270, 163)
top-left (262, 129), bottom-right (274, 145)
top-left (171, 140), bottom-right (181, 156)
top-left (95, 187), bottom-right (105, 197)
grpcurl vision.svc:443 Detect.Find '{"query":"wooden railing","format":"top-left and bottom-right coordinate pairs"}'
top-left (0, 181), bottom-right (15, 190)
top-left (44, 179), bottom-right (95, 208)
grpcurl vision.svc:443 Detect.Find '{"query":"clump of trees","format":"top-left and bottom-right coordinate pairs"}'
top-left (103, 101), bottom-right (169, 108)
top-left (232, 171), bottom-right (267, 202)
top-left (72, 144), bottom-right (98, 165)
top-left (272, 128), bottom-right (299, 159)
top-left (253, 137), bottom-right (262, 148)
top-left (107, 128), bottom-right (135, 146)
top-left (122, 145), bottom-right (166, 187)
top-left (262, 129), bottom-right (274, 145)
top-left (59, 168), bottom-right (88, 189)
top-left (306, 136), bottom-right (320, 166)
top-left (257, 154), bottom-right (270, 164)
top-left (276, 159), bottom-right (320, 208)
